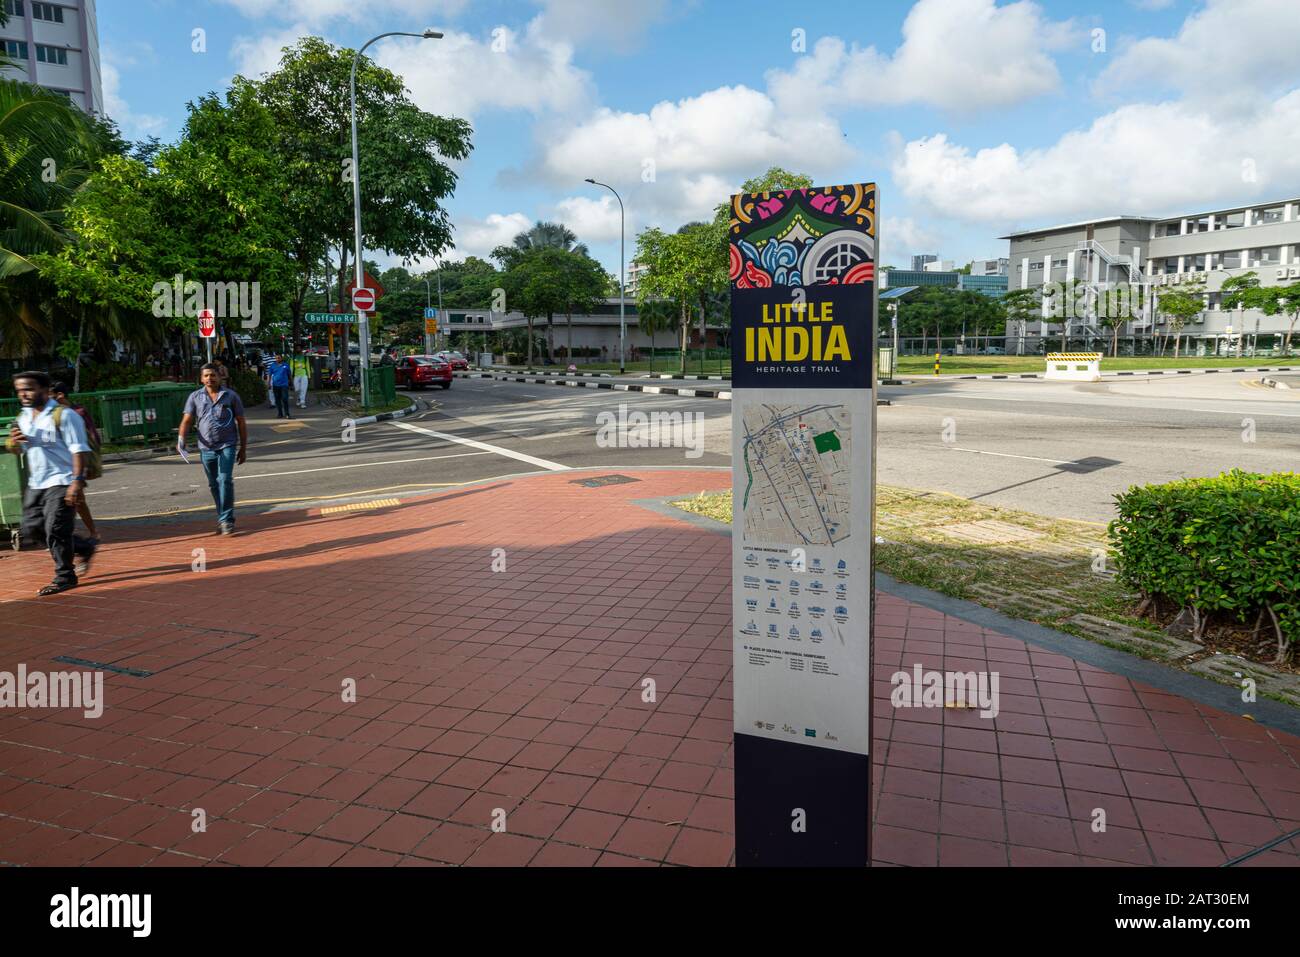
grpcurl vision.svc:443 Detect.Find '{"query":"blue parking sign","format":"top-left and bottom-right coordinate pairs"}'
top-left (424, 307), bottom-right (438, 320)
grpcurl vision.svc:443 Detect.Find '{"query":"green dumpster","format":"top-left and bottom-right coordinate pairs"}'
top-left (0, 416), bottom-right (27, 546)
top-left (366, 365), bottom-right (396, 407)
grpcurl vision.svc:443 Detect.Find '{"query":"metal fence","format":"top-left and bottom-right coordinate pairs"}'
top-left (881, 334), bottom-right (1294, 359)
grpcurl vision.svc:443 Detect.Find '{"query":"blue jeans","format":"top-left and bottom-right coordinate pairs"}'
top-left (273, 385), bottom-right (291, 417)
top-left (200, 446), bottom-right (237, 526)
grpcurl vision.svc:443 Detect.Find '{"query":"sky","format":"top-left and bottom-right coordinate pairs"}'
top-left (100, 0), bottom-right (1300, 278)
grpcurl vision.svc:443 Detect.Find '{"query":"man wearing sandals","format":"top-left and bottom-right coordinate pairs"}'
top-left (5, 371), bottom-right (98, 596)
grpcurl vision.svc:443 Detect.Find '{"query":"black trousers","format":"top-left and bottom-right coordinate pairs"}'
top-left (22, 485), bottom-right (93, 586)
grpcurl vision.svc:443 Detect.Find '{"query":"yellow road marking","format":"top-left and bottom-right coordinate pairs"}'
top-left (320, 498), bottom-right (402, 515)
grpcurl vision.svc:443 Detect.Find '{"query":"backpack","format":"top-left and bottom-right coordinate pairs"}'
top-left (51, 406), bottom-right (103, 481)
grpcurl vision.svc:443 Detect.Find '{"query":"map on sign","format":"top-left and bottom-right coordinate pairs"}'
top-left (741, 402), bottom-right (852, 546)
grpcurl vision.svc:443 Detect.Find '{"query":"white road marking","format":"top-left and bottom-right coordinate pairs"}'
top-left (948, 446), bottom-right (1073, 465)
top-left (389, 421), bottom-right (570, 471)
top-left (913, 389), bottom-right (1300, 417)
top-left (233, 451), bottom-right (491, 481)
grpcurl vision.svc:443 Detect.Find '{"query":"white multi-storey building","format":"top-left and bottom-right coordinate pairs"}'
top-left (1003, 198), bottom-right (1300, 350)
top-left (0, 0), bottom-right (102, 114)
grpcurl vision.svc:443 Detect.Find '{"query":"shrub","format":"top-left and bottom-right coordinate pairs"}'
top-left (226, 368), bottom-right (266, 405)
top-left (1108, 470), bottom-right (1300, 661)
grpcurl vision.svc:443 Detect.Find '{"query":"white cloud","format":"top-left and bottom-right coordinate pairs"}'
top-left (768, 0), bottom-right (1079, 112)
top-left (218, 0), bottom-right (466, 28)
top-left (379, 24), bottom-right (592, 122)
top-left (892, 91), bottom-right (1300, 228)
top-left (552, 195), bottom-right (623, 243)
top-left (534, 85), bottom-right (854, 228)
top-left (230, 24), bottom-right (313, 79)
top-left (1096, 0), bottom-right (1300, 103)
top-left (101, 48), bottom-right (167, 139)
top-left (448, 211), bottom-right (532, 260)
top-left (529, 0), bottom-right (671, 51)
top-left (880, 216), bottom-right (939, 267)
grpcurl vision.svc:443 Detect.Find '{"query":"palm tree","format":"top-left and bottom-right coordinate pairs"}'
top-left (512, 220), bottom-right (588, 257)
top-left (637, 298), bottom-right (677, 372)
top-left (506, 221), bottom-right (588, 361)
top-left (0, 78), bottom-right (97, 359)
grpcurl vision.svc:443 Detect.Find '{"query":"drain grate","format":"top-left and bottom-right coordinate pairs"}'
top-left (571, 474), bottom-right (642, 488)
top-left (52, 622), bottom-right (260, 678)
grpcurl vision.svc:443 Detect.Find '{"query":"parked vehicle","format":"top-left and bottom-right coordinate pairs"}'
top-left (394, 355), bottom-right (452, 390)
top-left (434, 350), bottom-right (469, 371)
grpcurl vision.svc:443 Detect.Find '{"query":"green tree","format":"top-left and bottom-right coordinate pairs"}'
top-left (636, 297), bottom-right (678, 370)
top-left (1156, 282), bottom-right (1206, 357)
top-left (0, 78), bottom-right (98, 358)
top-left (558, 251), bottom-right (608, 363)
top-left (1002, 287), bottom-right (1040, 352)
top-left (499, 246), bottom-right (570, 368)
top-left (244, 37), bottom-right (472, 353)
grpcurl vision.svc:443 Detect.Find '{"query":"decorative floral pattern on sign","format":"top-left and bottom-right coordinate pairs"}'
top-left (729, 184), bottom-right (876, 289)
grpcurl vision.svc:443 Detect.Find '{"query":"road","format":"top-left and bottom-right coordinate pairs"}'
top-left (88, 371), bottom-right (1298, 527)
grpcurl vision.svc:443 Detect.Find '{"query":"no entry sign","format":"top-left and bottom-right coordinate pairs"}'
top-left (352, 287), bottom-right (375, 312)
top-left (198, 309), bottom-right (216, 338)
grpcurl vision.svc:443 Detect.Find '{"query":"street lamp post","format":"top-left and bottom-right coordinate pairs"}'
top-left (351, 28), bottom-right (442, 407)
top-left (584, 178), bottom-right (625, 374)
top-left (423, 277), bottom-right (433, 355)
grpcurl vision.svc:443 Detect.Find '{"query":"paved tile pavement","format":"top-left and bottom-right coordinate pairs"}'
top-left (0, 469), bottom-right (1297, 866)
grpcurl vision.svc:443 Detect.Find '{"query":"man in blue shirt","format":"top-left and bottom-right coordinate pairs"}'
top-left (5, 371), bottom-right (98, 595)
top-left (178, 363), bottom-right (248, 535)
top-left (268, 353), bottom-right (293, 419)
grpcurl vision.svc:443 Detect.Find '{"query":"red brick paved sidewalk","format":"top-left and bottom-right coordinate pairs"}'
top-left (0, 468), bottom-right (1297, 866)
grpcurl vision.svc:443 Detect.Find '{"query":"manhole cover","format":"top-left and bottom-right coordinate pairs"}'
top-left (937, 520), bottom-right (1045, 544)
top-left (571, 474), bottom-right (641, 488)
top-left (52, 623), bottom-right (260, 678)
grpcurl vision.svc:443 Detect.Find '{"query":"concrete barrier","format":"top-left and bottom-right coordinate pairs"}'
top-left (1044, 352), bottom-right (1102, 382)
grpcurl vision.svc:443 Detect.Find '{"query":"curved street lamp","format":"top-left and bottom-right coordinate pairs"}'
top-left (351, 28), bottom-right (442, 406)
top-left (584, 178), bottom-right (625, 375)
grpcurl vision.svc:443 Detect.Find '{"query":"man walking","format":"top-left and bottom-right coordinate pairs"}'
top-left (5, 371), bottom-right (97, 596)
top-left (178, 363), bottom-right (248, 536)
top-left (291, 351), bottom-right (310, 409)
top-left (268, 353), bottom-right (292, 418)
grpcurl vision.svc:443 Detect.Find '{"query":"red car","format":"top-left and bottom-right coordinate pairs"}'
top-left (394, 355), bottom-right (452, 390)
top-left (436, 351), bottom-right (469, 371)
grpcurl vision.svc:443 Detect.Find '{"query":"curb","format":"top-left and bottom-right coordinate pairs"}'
top-left (904, 364), bottom-right (1296, 382)
top-left (640, 373), bottom-right (729, 381)
top-left (349, 398), bottom-right (423, 426)
top-left (638, 494), bottom-right (1300, 735)
top-left (470, 368), bottom-right (612, 378)
top-left (482, 372), bottom-right (732, 400)
top-left (103, 446), bottom-right (173, 464)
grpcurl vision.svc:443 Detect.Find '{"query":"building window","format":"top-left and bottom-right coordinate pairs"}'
top-left (32, 1), bottom-right (62, 21)
top-left (1190, 254), bottom-right (1207, 272)
top-left (2, 0), bottom-right (24, 17)
top-left (1029, 261), bottom-right (1042, 270)
top-left (1158, 222), bottom-right (1181, 237)
top-left (35, 44), bottom-right (69, 65)
top-left (1193, 216), bottom-right (1211, 233)
top-left (1160, 257), bottom-right (1179, 274)
top-left (1251, 246), bottom-right (1282, 266)
top-left (1052, 258), bottom-right (1066, 268)
top-left (2, 39), bottom-right (27, 59)
top-left (1252, 206), bottom-right (1284, 226)
top-left (1218, 210), bottom-right (1245, 229)
top-left (1219, 250), bottom-right (1242, 269)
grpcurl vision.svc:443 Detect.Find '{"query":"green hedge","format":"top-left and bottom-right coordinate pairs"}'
top-left (227, 368), bottom-right (266, 405)
top-left (1108, 470), bottom-right (1299, 660)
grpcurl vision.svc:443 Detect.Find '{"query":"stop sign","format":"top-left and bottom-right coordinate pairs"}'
top-left (352, 287), bottom-right (375, 311)
top-left (198, 309), bottom-right (216, 338)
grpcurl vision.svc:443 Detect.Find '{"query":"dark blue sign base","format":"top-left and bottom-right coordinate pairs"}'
top-left (734, 731), bottom-right (870, 867)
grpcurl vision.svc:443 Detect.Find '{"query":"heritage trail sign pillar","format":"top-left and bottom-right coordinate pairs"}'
top-left (728, 183), bottom-right (878, 866)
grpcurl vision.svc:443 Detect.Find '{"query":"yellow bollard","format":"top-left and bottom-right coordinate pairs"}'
top-left (934, 352), bottom-right (940, 375)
